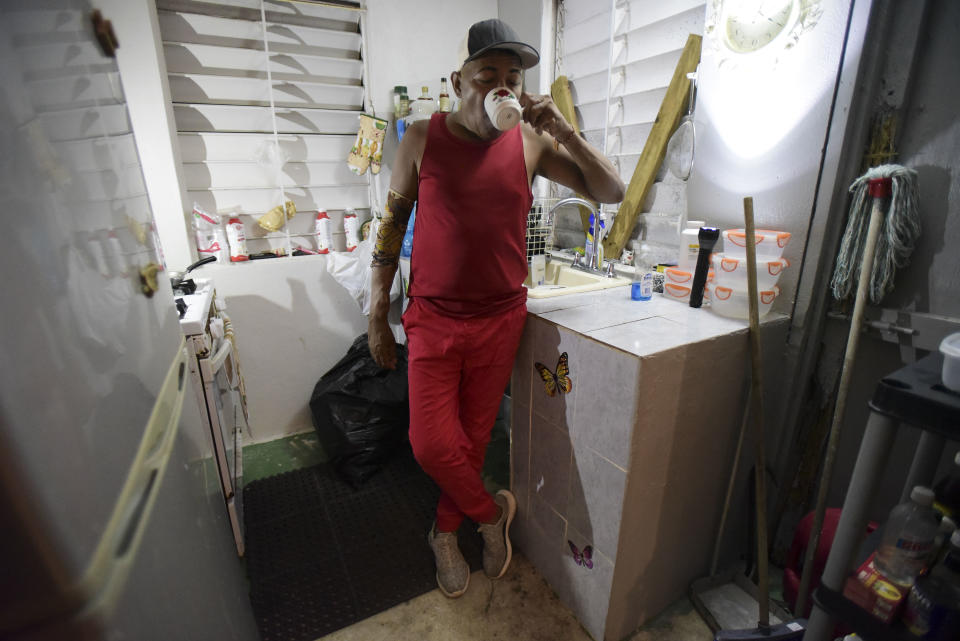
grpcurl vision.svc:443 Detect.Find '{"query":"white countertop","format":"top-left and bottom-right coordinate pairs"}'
top-left (526, 287), bottom-right (787, 358)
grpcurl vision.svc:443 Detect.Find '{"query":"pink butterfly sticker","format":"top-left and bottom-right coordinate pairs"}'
top-left (568, 540), bottom-right (593, 569)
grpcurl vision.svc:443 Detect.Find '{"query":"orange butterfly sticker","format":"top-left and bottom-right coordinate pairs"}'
top-left (534, 352), bottom-right (573, 397)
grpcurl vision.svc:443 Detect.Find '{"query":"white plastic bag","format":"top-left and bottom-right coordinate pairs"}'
top-left (326, 237), bottom-right (401, 315)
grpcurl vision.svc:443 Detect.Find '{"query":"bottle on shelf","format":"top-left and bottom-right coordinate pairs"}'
top-left (901, 530), bottom-right (960, 639)
top-left (439, 78), bottom-right (451, 112)
top-left (399, 91), bottom-right (410, 119)
top-left (400, 204), bottom-right (416, 258)
top-left (393, 85), bottom-right (407, 120)
top-left (315, 210), bottom-right (333, 254)
top-left (874, 486), bottom-right (941, 586)
top-left (678, 219), bottom-right (705, 272)
top-left (343, 209), bottom-right (359, 252)
top-left (411, 85), bottom-right (435, 118)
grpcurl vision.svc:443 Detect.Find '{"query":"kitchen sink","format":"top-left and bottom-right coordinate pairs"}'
top-left (524, 260), bottom-right (632, 298)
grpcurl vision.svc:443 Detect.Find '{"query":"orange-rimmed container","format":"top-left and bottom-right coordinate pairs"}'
top-left (662, 282), bottom-right (712, 303)
top-left (722, 228), bottom-right (791, 259)
top-left (710, 253), bottom-right (789, 290)
top-left (707, 283), bottom-right (780, 320)
top-left (664, 266), bottom-right (714, 286)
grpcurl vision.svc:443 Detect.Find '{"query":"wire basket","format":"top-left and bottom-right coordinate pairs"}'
top-left (526, 198), bottom-right (559, 263)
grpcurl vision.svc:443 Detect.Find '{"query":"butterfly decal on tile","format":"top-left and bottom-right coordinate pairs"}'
top-left (534, 352), bottom-right (573, 397)
top-left (569, 540), bottom-right (593, 569)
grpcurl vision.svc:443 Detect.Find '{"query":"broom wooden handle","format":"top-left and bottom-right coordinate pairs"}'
top-left (743, 197), bottom-right (770, 630)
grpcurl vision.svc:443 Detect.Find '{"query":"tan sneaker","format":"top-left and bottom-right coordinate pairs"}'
top-left (477, 490), bottom-right (517, 579)
top-left (427, 524), bottom-right (470, 598)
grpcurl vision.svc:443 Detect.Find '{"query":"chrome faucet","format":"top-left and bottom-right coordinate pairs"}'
top-left (549, 197), bottom-right (609, 275)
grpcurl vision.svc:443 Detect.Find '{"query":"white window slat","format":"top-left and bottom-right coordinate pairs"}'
top-left (188, 184), bottom-right (369, 215)
top-left (563, 8), bottom-right (611, 55)
top-left (563, 1), bottom-right (610, 28)
top-left (163, 43), bottom-right (363, 85)
top-left (622, 48), bottom-right (684, 95)
top-left (167, 74), bottom-right (364, 110)
top-left (173, 103), bottom-right (362, 135)
top-left (157, 0), bottom-right (360, 31)
top-left (565, 40), bottom-right (614, 82)
top-left (621, 6), bottom-right (705, 66)
top-left (158, 11), bottom-right (361, 58)
top-left (625, 0), bottom-right (705, 32)
top-left (182, 160), bottom-right (368, 190)
top-left (177, 132), bottom-right (355, 163)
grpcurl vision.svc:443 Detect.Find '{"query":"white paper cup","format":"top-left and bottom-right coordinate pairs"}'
top-left (484, 88), bottom-right (522, 130)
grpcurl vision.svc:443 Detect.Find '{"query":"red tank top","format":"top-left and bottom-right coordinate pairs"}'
top-left (409, 113), bottom-right (532, 318)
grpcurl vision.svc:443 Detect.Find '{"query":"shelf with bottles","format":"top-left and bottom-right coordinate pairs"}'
top-left (195, 205), bottom-right (373, 263)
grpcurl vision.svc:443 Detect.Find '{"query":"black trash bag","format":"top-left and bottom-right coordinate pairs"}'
top-left (309, 333), bottom-right (409, 486)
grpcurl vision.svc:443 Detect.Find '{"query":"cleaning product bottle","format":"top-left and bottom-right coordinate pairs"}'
top-left (226, 217), bottom-right (249, 261)
top-left (315, 210), bottom-right (333, 254)
top-left (901, 530), bottom-right (960, 639)
top-left (343, 209), bottom-right (359, 252)
top-left (874, 486), bottom-right (941, 585)
top-left (584, 213), bottom-right (595, 266)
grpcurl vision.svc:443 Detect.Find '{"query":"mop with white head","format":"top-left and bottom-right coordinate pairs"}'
top-left (830, 164), bottom-right (921, 303)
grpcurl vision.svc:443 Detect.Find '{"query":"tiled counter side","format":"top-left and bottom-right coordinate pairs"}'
top-left (510, 289), bottom-right (789, 641)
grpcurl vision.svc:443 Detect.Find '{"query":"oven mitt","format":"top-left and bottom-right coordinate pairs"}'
top-left (347, 114), bottom-right (388, 176)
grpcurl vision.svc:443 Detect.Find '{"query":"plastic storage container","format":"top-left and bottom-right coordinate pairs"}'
top-left (940, 333), bottom-right (960, 392)
top-left (874, 486), bottom-right (940, 586)
top-left (722, 228), bottom-right (791, 259)
top-left (711, 253), bottom-right (789, 290)
top-left (706, 283), bottom-right (779, 319)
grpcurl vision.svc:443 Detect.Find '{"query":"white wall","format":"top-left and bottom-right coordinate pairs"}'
top-left (687, 1), bottom-right (855, 311)
top-left (202, 258), bottom-right (368, 442)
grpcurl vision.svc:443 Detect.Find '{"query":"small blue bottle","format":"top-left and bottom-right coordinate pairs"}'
top-left (631, 271), bottom-right (652, 301)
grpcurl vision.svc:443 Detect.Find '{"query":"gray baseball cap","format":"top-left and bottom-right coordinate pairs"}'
top-left (457, 18), bottom-right (540, 70)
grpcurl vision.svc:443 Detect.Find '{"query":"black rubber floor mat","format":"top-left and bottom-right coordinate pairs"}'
top-left (244, 445), bottom-right (484, 641)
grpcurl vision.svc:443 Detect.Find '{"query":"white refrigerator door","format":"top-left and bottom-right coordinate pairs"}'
top-left (0, 1), bottom-right (256, 637)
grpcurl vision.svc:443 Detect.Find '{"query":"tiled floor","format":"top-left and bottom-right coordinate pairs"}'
top-left (242, 431), bottom-right (781, 641)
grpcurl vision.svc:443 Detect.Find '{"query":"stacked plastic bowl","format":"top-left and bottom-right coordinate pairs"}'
top-left (706, 229), bottom-right (790, 320)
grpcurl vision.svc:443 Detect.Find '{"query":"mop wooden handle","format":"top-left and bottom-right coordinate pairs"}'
top-left (743, 196), bottom-right (770, 630)
top-left (794, 177), bottom-right (891, 616)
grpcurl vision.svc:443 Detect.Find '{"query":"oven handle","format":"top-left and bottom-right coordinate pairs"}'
top-left (208, 339), bottom-right (233, 375)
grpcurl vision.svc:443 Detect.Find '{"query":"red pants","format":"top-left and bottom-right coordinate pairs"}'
top-left (403, 299), bottom-right (526, 532)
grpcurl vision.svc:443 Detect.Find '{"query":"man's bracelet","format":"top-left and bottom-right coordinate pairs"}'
top-left (556, 129), bottom-right (577, 146)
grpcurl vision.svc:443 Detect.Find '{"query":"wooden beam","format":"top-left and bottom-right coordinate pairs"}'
top-left (602, 34), bottom-right (702, 258)
top-left (551, 75), bottom-right (594, 236)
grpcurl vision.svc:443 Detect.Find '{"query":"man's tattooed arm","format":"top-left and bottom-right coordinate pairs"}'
top-left (371, 189), bottom-right (415, 268)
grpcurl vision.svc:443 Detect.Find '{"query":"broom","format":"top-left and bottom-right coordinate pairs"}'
top-left (793, 164), bottom-right (921, 616)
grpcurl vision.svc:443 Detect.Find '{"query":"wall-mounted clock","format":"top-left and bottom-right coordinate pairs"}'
top-left (720, 0), bottom-right (800, 53)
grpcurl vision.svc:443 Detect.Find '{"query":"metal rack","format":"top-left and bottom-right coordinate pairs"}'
top-left (526, 198), bottom-right (559, 264)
